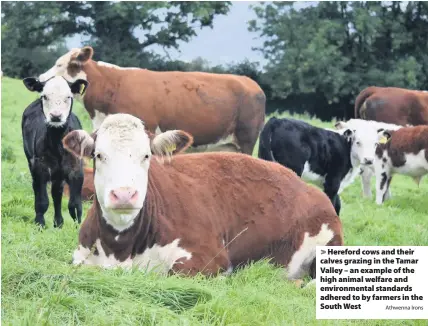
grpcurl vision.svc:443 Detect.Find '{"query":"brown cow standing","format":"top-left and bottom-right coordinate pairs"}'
top-left (63, 113), bottom-right (343, 284)
top-left (39, 46), bottom-right (266, 155)
top-left (355, 86), bottom-right (428, 126)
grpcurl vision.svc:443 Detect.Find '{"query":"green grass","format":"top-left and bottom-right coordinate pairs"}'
top-left (2, 76), bottom-right (427, 325)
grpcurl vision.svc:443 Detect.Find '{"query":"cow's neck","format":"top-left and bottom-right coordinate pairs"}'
top-left (45, 119), bottom-right (73, 155)
top-left (95, 181), bottom-right (164, 261)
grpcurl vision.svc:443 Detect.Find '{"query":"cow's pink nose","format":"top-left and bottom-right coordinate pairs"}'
top-left (109, 187), bottom-right (138, 208)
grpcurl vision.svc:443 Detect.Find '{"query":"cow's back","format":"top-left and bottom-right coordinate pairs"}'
top-left (149, 152), bottom-right (342, 267)
top-left (83, 64), bottom-right (265, 148)
top-left (358, 87), bottom-right (428, 125)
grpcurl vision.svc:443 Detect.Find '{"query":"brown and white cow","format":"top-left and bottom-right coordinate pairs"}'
top-left (39, 46), bottom-right (266, 155)
top-left (355, 86), bottom-right (428, 126)
top-left (62, 113), bottom-right (343, 283)
top-left (374, 125), bottom-right (428, 205)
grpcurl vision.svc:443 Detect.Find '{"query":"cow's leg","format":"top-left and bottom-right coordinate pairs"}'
top-left (323, 176), bottom-right (342, 215)
top-left (51, 172), bottom-right (65, 228)
top-left (66, 170), bottom-right (84, 224)
top-left (375, 169), bottom-right (392, 205)
top-left (31, 168), bottom-right (50, 227)
top-left (361, 167), bottom-right (373, 198)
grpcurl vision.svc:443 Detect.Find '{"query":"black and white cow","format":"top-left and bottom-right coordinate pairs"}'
top-left (334, 119), bottom-right (402, 199)
top-left (22, 76), bottom-right (88, 227)
top-left (258, 117), bottom-right (359, 215)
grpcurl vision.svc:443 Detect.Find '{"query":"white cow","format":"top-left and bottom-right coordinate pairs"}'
top-left (334, 119), bottom-right (402, 199)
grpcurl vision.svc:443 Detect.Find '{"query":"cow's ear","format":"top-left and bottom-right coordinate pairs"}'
top-left (151, 130), bottom-right (193, 159)
top-left (69, 79), bottom-right (89, 95)
top-left (378, 130), bottom-right (392, 144)
top-left (77, 46), bottom-right (94, 63)
top-left (343, 128), bottom-right (354, 142)
top-left (23, 77), bottom-right (44, 92)
top-left (334, 121), bottom-right (348, 130)
top-left (63, 130), bottom-right (95, 158)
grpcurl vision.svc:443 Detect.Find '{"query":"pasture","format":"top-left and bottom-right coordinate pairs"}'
top-left (2, 76), bottom-right (427, 325)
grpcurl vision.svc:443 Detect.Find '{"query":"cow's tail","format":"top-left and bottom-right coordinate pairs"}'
top-left (354, 87), bottom-right (377, 119)
top-left (258, 117), bottom-right (278, 162)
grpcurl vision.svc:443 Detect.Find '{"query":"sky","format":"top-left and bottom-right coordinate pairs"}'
top-left (67, 2), bottom-right (266, 68)
top-left (67, 1), bottom-right (317, 69)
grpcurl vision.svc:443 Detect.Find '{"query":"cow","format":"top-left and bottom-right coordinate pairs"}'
top-left (38, 46), bottom-right (266, 155)
top-left (334, 119), bottom-right (402, 199)
top-left (22, 76), bottom-right (88, 227)
top-left (355, 86), bottom-right (428, 126)
top-left (374, 125), bottom-right (428, 205)
top-left (62, 113), bottom-right (343, 284)
top-left (258, 117), bottom-right (360, 216)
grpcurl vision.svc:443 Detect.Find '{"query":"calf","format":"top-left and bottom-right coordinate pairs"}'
top-left (258, 117), bottom-right (358, 215)
top-left (374, 126), bottom-right (428, 205)
top-left (334, 119), bottom-right (402, 199)
top-left (62, 114), bottom-right (343, 283)
top-left (22, 76), bottom-right (88, 227)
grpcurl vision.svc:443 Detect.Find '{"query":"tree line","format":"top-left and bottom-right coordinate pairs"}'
top-left (2, 1), bottom-right (428, 120)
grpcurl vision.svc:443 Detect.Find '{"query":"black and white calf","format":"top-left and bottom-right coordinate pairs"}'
top-left (334, 119), bottom-right (402, 199)
top-left (258, 117), bottom-right (358, 215)
top-left (22, 76), bottom-right (88, 227)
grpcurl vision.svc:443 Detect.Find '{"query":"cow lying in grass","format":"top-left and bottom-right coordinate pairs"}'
top-left (374, 126), bottom-right (428, 205)
top-left (22, 76), bottom-right (88, 227)
top-left (62, 113), bottom-right (343, 284)
top-left (258, 117), bottom-right (359, 215)
top-left (334, 119), bottom-right (402, 199)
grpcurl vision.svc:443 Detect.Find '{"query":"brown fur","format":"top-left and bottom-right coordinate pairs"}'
top-left (69, 47), bottom-right (266, 155)
top-left (78, 152), bottom-right (343, 277)
top-left (375, 125), bottom-right (428, 167)
top-left (355, 86), bottom-right (428, 126)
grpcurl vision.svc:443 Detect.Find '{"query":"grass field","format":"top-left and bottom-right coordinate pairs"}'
top-left (2, 76), bottom-right (427, 326)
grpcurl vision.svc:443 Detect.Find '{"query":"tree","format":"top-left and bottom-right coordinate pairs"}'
top-left (249, 1), bottom-right (428, 120)
top-left (1, 1), bottom-right (231, 77)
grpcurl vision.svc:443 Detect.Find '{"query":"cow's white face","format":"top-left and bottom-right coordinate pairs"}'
top-left (94, 116), bottom-right (151, 230)
top-left (23, 76), bottom-right (88, 127)
top-left (39, 47), bottom-right (93, 83)
top-left (336, 121), bottom-right (383, 167)
top-left (62, 114), bottom-right (193, 232)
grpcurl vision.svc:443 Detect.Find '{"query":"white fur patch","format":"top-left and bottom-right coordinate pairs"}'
top-left (97, 61), bottom-right (139, 70)
top-left (72, 238), bottom-right (192, 275)
top-left (92, 110), bottom-right (108, 131)
top-left (392, 150), bottom-right (428, 177)
top-left (287, 223), bottom-right (334, 280)
top-left (302, 162), bottom-right (326, 186)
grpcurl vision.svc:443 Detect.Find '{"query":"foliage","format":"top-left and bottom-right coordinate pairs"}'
top-left (249, 1), bottom-right (428, 120)
top-left (2, 77), bottom-right (428, 325)
top-left (1, 1), bottom-right (231, 77)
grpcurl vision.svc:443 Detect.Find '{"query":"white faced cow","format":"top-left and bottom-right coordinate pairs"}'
top-left (62, 113), bottom-right (343, 285)
top-left (334, 119), bottom-right (402, 199)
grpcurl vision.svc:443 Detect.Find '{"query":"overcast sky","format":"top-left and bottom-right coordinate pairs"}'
top-left (67, 1), bottom-right (317, 69)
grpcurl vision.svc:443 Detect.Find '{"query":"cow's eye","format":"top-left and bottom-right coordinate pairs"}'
top-left (356, 141), bottom-right (361, 146)
top-left (95, 153), bottom-right (104, 161)
top-left (143, 154), bottom-right (150, 161)
top-left (41, 95), bottom-right (47, 100)
top-left (56, 64), bottom-right (62, 68)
